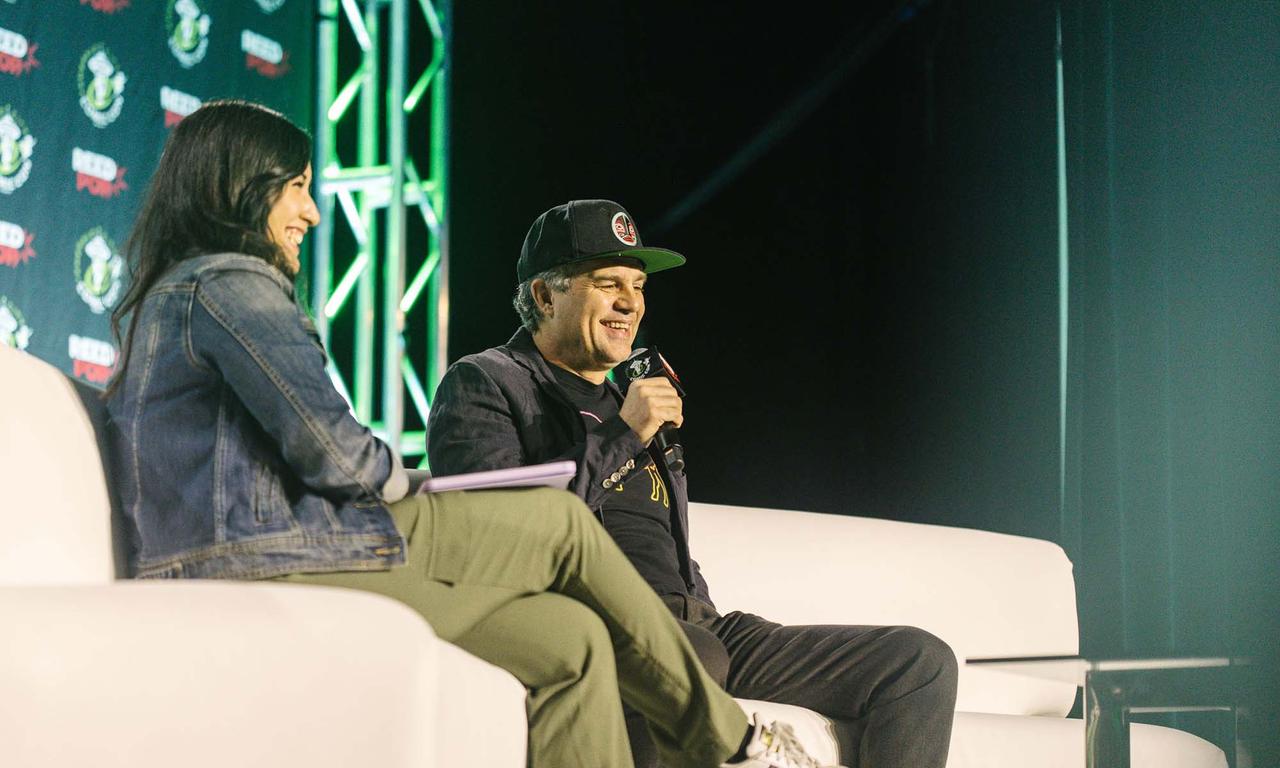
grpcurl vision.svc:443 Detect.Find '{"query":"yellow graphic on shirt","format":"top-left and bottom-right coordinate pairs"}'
top-left (647, 464), bottom-right (669, 507)
top-left (612, 462), bottom-right (669, 508)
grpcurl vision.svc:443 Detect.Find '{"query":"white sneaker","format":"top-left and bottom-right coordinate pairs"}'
top-left (720, 713), bottom-right (845, 768)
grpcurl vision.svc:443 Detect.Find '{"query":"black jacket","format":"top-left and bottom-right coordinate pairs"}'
top-left (426, 328), bottom-right (712, 603)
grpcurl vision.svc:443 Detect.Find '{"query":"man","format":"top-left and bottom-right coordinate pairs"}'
top-left (427, 199), bottom-right (958, 768)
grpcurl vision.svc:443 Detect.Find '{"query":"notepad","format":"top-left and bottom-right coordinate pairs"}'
top-left (411, 460), bottom-right (578, 494)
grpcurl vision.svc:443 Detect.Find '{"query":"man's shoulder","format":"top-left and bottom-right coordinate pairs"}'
top-left (445, 330), bottom-right (543, 387)
top-left (449, 343), bottom-right (523, 383)
top-left (435, 348), bottom-right (538, 412)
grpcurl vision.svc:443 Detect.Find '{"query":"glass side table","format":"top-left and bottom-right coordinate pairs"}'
top-left (966, 655), bottom-right (1254, 768)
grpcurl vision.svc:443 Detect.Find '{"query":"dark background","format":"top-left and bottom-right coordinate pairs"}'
top-left (447, 0), bottom-right (1279, 756)
top-left (450, 0), bottom-right (1062, 536)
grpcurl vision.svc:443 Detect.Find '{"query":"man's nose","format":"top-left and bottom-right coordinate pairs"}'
top-left (615, 286), bottom-right (641, 311)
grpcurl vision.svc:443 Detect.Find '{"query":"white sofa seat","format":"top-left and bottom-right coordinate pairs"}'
top-left (737, 679), bottom-right (1226, 768)
top-left (0, 581), bottom-right (529, 768)
top-left (0, 582), bottom-right (439, 768)
top-left (947, 711), bottom-right (1229, 768)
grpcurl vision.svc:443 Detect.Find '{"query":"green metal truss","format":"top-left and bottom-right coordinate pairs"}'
top-left (311, 0), bottom-right (451, 463)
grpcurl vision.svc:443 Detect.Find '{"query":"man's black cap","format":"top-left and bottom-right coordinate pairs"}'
top-left (517, 200), bottom-right (686, 283)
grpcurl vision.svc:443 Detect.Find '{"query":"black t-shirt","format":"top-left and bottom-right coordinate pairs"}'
top-left (549, 365), bottom-right (688, 597)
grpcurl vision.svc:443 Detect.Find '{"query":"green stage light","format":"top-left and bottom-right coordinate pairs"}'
top-left (401, 253), bottom-right (438, 313)
top-left (324, 252), bottom-right (369, 319)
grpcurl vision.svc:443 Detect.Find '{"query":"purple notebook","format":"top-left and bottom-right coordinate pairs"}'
top-left (412, 460), bottom-right (578, 494)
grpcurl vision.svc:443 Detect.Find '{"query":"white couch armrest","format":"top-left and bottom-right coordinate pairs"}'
top-left (0, 346), bottom-right (115, 584)
top-left (0, 581), bottom-right (439, 768)
top-left (689, 502), bottom-right (1079, 716)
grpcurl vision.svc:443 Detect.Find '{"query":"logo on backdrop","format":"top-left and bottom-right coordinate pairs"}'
top-left (73, 147), bottom-right (128, 199)
top-left (0, 106), bottom-right (35, 195)
top-left (0, 296), bottom-right (32, 351)
top-left (73, 227), bottom-right (123, 314)
top-left (0, 27), bottom-right (39, 77)
top-left (242, 29), bottom-right (289, 78)
top-left (166, 0), bottom-right (211, 69)
top-left (68, 334), bottom-right (117, 384)
top-left (78, 44), bottom-right (127, 128)
top-left (611, 212), bottom-right (638, 246)
top-left (0, 220), bottom-right (35, 267)
top-left (160, 85), bottom-right (201, 127)
top-left (254, 0), bottom-right (286, 12)
top-left (81, 0), bottom-right (131, 13)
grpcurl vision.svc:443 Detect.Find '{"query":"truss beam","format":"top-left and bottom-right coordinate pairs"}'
top-left (312, 0), bottom-right (450, 461)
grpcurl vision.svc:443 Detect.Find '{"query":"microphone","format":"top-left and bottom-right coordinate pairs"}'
top-left (616, 346), bottom-right (686, 473)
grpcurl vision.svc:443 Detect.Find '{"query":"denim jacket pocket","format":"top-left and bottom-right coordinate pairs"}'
top-left (252, 459), bottom-right (295, 529)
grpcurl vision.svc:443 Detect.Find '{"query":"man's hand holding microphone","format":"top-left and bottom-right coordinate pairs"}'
top-left (619, 377), bottom-right (683, 444)
top-left (615, 347), bottom-right (686, 472)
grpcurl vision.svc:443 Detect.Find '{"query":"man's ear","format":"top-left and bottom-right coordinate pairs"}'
top-left (531, 279), bottom-right (554, 317)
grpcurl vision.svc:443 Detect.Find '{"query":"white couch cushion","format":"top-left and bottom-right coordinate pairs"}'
top-left (0, 582), bottom-right (439, 768)
top-left (948, 711), bottom-right (1227, 768)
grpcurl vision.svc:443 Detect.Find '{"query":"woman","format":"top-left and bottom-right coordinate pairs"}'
top-left (106, 100), bottom-right (829, 768)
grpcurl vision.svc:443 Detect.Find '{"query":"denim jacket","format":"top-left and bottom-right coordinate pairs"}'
top-left (107, 253), bottom-right (408, 579)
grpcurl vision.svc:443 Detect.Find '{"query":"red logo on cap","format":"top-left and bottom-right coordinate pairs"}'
top-left (611, 212), bottom-right (637, 246)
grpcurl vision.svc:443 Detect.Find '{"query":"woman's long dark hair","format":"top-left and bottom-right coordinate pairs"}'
top-left (106, 99), bottom-right (312, 396)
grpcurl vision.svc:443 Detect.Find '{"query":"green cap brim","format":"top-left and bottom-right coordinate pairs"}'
top-left (577, 247), bottom-right (686, 275)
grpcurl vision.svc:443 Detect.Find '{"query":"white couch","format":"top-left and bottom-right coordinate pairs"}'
top-left (690, 503), bottom-right (1227, 768)
top-left (0, 344), bottom-right (1225, 768)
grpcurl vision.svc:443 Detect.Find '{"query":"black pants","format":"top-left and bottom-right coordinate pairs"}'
top-left (625, 594), bottom-right (959, 768)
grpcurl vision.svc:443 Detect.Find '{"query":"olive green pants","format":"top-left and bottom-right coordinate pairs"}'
top-left (277, 487), bottom-right (747, 768)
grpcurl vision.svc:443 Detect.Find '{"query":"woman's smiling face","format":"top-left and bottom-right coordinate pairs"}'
top-left (266, 163), bottom-right (319, 276)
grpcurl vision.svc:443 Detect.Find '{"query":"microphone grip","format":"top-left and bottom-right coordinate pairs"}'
top-left (653, 425), bottom-right (685, 473)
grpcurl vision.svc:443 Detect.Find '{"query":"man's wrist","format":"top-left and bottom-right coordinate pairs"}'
top-left (599, 413), bottom-right (647, 455)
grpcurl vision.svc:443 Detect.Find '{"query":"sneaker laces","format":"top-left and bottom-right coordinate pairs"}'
top-left (757, 719), bottom-right (822, 768)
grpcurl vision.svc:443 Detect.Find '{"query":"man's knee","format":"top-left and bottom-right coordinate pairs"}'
top-left (894, 625), bottom-right (958, 695)
top-left (680, 621), bottom-right (730, 688)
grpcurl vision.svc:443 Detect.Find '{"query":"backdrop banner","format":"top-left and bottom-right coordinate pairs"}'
top-left (0, 0), bottom-right (314, 384)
